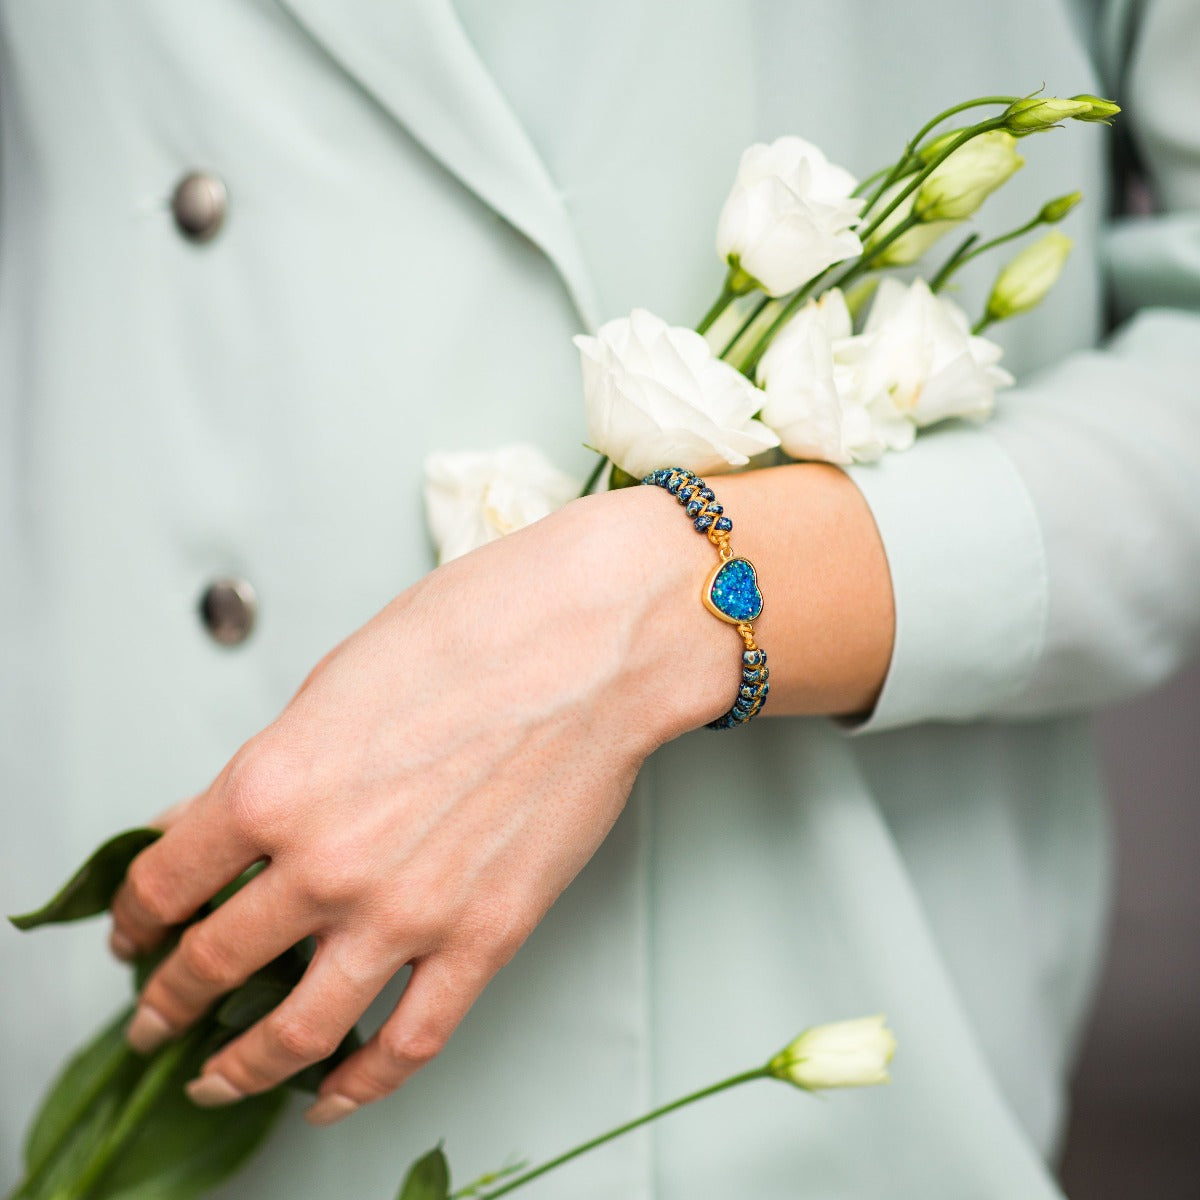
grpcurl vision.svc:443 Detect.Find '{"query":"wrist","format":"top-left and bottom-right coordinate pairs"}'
top-left (568, 482), bottom-right (757, 746)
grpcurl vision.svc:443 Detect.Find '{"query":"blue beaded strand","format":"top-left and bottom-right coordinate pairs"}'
top-left (642, 468), bottom-right (769, 730)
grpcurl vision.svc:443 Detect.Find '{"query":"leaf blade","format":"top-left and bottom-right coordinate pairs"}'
top-left (398, 1145), bottom-right (451, 1200)
top-left (9, 829), bottom-right (161, 930)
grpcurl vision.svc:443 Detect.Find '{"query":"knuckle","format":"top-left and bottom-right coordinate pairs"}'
top-left (294, 850), bottom-right (363, 911)
top-left (380, 1025), bottom-right (446, 1071)
top-left (221, 739), bottom-right (301, 842)
top-left (268, 1011), bottom-right (341, 1063)
top-left (177, 927), bottom-right (241, 989)
top-left (124, 858), bottom-right (181, 926)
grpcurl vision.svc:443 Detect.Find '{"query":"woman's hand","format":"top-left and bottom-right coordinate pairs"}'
top-left (107, 486), bottom-right (734, 1125)
top-left (106, 463), bottom-right (892, 1126)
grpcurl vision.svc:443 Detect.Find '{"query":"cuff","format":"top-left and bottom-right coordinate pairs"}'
top-left (840, 420), bottom-right (1048, 734)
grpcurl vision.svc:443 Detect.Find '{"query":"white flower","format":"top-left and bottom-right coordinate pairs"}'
top-left (574, 308), bottom-right (779, 479)
top-left (716, 137), bottom-right (864, 297)
top-left (913, 130), bottom-right (1023, 222)
top-left (756, 289), bottom-right (885, 464)
top-left (985, 231), bottom-right (1073, 323)
top-left (768, 1015), bottom-right (897, 1090)
top-left (850, 277), bottom-right (1013, 435)
top-left (423, 444), bottom-right (579, 564)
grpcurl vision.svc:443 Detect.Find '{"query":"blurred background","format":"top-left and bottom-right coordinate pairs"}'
top-left (1059, 664), bottom-right (1200, 1198)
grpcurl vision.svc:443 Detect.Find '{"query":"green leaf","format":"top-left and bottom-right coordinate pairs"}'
top-left (213, 972), bottom-right (294, 1032)
top-left (398, 1146), bottom-right (451, 1200)
top-left (9, 829), bottom-right (161, 930)
top-left (87, 1052), bottom-right (287, 1200)
top-left (23, 1006), bottom-right (138, 1178)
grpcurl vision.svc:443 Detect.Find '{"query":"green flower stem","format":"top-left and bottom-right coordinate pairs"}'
top-left (861, 95), bottom-right (1019, 212)
top-left (825, 213), bottom-right (920, 294)
top-left (718, 295), bottom-right (772, 361)
top-left (578, 453), bottom-right (609, 498)
top-left (929, 214), bottom-right (1043, 292)
top-left (56, 1032), bottom-right (202, 1200)
top-left (851, 163), bottom-right (894, 199)
top-left (928, 232), bottom-right (980, 292)
top-left (736, 211), bottom-right (917, 376)
top-left (696, 279), bottom-right (737, 335)
top-left (857, 117), bottom-right (1006, 248)
top-left (474, 1068), bottom-right (772, 1199)
top-left (971, 313), bottom-right (995, 336)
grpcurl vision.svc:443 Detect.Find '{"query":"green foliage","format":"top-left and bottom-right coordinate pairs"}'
top-left (398, 1146), bottom-right (451, 1200)
top-left (9, 829), bottom-right (161, 930)
top-left (8, 1010), bottom-right (285, 1200)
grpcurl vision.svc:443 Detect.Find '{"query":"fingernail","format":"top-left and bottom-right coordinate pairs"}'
top-left (109, 930), bottom-right (137, 962)
top-left (304, 1093), bottom-right (359, 1127)
top-left (186, 1072), bottom-right (243, 1108)
top-left (126, 1005), bottom-right (173, 1055)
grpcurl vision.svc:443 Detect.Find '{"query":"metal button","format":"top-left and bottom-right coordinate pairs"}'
top-left (171, 171), bottom-right (228, 242)
top-left (199, 578), bottom-right (257, 646)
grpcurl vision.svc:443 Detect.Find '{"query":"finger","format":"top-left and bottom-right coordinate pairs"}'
top-left (184, 938), bottom-right (397, 1108)
top-left (303, 953), bottom-right (493, 1127)
top-left (110, 772), bottom-right (264, 957)
top-left (108, 794), bottom-right (203, 962)
top-left (126, 867), bottom-right (309, 1054)
top-left (149, 793), bottom-right (201, 832)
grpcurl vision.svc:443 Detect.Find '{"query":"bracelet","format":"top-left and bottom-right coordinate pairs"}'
top-left (641, 467), bottom-right (769, 730)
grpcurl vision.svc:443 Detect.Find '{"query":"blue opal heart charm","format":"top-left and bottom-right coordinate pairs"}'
top-left (703, 556), bottom-right (764, 624)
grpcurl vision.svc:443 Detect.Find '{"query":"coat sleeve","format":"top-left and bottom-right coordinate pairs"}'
top-left (844, 0), bottom-right (1200, 733)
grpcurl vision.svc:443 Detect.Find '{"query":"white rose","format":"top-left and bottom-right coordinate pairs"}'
top-left (850, 277), bottom-right (1013, 433)
top-left (574, 308), bottom-right (779, 479)
top-left (768, 1015), bottom-right (897, 1090)
top-left (716, 137), bottom-right (864, 297)
top-left (756, 289), bottom-right (885, 464)
top-left (423, 444), bottom-right (579, 564)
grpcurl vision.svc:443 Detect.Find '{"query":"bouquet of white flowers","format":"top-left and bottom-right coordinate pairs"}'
top-left (425, 90), bottom-right (1117, 564)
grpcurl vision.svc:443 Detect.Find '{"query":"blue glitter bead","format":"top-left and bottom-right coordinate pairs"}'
top-left (714, 516), bottom-right (733, 532)
top-left (743, 649), bottom-right (764, 665)
top-left (707, 503), bottom-right (724, 515)
top-left (707, 557), bottom-right (764, 622)
top-left (685, 498), bottom-right (703, 517)
top-left (699, 488), bottom-right (715, 502)
top-left (692, 515), bottom-right (713, 532)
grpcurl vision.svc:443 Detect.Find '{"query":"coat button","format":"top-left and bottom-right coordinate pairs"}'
top-left (172, 171), bottom-right (228, 242)
top-left (199, 578), bottom-right (257, 646)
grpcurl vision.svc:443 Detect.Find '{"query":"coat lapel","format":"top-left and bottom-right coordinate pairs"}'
top-left (275, 0), bottom-right (600, 329)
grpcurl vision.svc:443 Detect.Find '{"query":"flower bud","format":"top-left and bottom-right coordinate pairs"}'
top-left (1070, 94), bottom-right (1122, 123)
top-left (767, 1015), bottom-right (897, 1090)
top-left (912, 131), bottom-right (1023, 222)
top-left (1038, 191), bottom-right (1082, 224)
top-left (1003, 96), bottom-right (1093, 132)
top-left (985, 231), bottom-right (1073, 322)
top-left (916, 127), bottom-right (968, 165)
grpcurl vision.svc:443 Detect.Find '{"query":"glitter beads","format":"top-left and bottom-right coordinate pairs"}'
top-left (642, 467), bottom-right (768, 729)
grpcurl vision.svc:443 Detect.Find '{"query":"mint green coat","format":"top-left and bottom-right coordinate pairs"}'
top-left (2, 2), bottom-right (1198, 1197)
